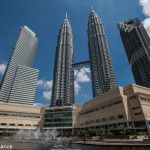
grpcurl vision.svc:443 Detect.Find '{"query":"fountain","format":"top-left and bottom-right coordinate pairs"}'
top-left (16, 129), bottom-right (25, 141)
top-left (13, 128), bottom-right (72, 149)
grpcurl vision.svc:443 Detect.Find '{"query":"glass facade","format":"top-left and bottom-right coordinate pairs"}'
top-left (118, 18), bottom-right (150, 88)
top-left (0, 26), bottom-right (38, 105)
top-left (44, 107), bottom-right (73, 128)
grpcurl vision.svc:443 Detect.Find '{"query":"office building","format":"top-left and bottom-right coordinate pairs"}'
top-left (88, 8), bottom-right (117, 98)
top-left (51, 14), bottom-right (74, 107)
top-left (0, 26), bottom-right (39, 105)
top-left (118, 18), bottom-right (150, 88)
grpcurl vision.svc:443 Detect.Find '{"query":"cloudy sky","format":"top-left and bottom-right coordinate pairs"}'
top-left (0, 0), bottom-right (150, 106)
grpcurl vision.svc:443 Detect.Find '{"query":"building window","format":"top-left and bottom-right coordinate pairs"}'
top-left (33, 124), bottom-right (38, 127)
top-left (96, 119), bottom-right (100, 123)
top-left (90, 120), bottom-right (94, 124)
top-left (26, 124), bottom-right (31, 126)
top-left (34, 116), bottom-right (40, 118)
top-left (114, 100), bottom-right (122, 105)
top-left (102, 118), bottom-right (106, 122)
top-left (85, 121), bottom-right (89, 125)
top-left (44, 124), bottom-right (52, 127)
top-left (10, 123), bottom-right (15, 126)
top-left (140, 97), bottom-right (147, 101)
top-left (19, 115), bottom-right (26, 117)
top-left (132, 107), bottom-right (140, 111)
top-left (63, 113), bottom-right (72, 117)
top-left (54, 109), bottom-right (63, 112)
top-left (27, 115), bottom-right (33, 118)
top-left (3, 113), bottom-right (10, 116)
top-left (134, 112), bottom-right (142, 115)
top-left (45, 110), bottom-right (53, 112)
top-left (11, 114), bottom-right (18, 117)
top-left (18, 124), bottom-right (23, 126)
top-left (1, 123), bottom-right (7, 126)
top-left (129, 95), bottom-right (137, 99)
top-left (109, 116), bottom-right (115, 120)
top-left (63, 108), bottom-right (72, 111)
top-left (117, 114), bottom-right (124, 119)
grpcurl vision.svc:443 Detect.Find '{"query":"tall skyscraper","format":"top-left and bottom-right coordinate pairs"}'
top-left (118, 18), bottom-right (150, 88)
top-left (88, 8), bottom-right (117, 98)
top-left (51, 14), bottom-right (74, 107)
top-left (0, 26), bottom-right (39, 105)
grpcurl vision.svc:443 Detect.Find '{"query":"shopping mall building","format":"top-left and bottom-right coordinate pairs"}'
top-left (0, 84), bottom-right (150, 135)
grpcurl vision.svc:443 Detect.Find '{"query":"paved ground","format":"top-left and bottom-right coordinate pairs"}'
top-left (73, 140), bottom-right (150, 146)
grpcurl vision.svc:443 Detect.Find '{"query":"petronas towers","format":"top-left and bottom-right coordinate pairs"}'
top-left (51, 15), bottom-right (74, 107)
top-left (88, 9), bottom-right (117, 97)
top-left (51, 9), bottom-right (117, 106)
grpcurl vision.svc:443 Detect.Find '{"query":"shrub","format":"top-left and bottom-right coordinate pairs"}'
top-left (136, 132), bottom-right (146, 135)
top-left (107, 132), bottom-right (114, 136)
top-left (1, 131), bottom-right (8, 137)
top-left (119, 131), bottom-right (126, 135)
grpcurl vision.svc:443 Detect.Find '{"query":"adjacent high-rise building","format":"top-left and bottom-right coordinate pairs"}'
top-left (88, 8), bottom-right (117, 98)
top-left (51, 15), bottom-right (74, 107)
top-left (118, 18), bottom-right (150, 88)
top-left (0, 26), bottom-right (39, 105)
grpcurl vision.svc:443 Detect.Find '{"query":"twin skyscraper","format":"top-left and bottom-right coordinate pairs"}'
top-left (51, 8), bottom-right (117, 106)
top-left (1, 8), bottom-right (150, 107)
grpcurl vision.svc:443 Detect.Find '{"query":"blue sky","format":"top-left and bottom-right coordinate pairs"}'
top-left (0, 0), bottom-right (150, 106)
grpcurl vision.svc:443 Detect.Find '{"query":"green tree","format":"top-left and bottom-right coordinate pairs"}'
top-left (79, 130), bottom-right (86, 137)
top-left (72, 130), bottom-right (78, 137)
top-left (96, 128), bottom-right (106, 140)
top-left (63, 131), bottom-right (71, 137)
top-left (88, 128), bottom-right (96, 137)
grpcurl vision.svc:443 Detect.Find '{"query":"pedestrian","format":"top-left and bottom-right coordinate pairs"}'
top-left (83, 137), bottom-right (86, 144)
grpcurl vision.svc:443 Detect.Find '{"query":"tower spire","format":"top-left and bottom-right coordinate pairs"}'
top-left (91, 4), bottom-right (93, 10)
top-left (66, 12), bottom-right (67, 19)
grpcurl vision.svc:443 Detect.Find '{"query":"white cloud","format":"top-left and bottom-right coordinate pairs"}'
top-left (33, 103), bottom-right (46, 107)
top-left (143, 18), bottom-right (150, 36)
top-left (43, 80), bottom-right (53, 100)
top-left (81, 94), bottom-right (88, 98)
top-left (83, 67), bottom-right (91, 73)
top-left (0, 64), bottom-right (6, 75)
top-left (45, 80), bottom-right (53, 90)
top-left (74, 81), bottom-right (81, 95)
top-left (43, 91), bottom-right (52, 100)
top-left (140, 0), bottom-right (150, 16)
top-left (37, 79), bottom-right (53, 100)
top-left (74, 67), bottom-right (91, 95)
top-left (74, 67), bottom-right (91, 83)
top-left (139, 0), bottom-right (150, 36)
top-left (37, 79), bottom-right (45, 86)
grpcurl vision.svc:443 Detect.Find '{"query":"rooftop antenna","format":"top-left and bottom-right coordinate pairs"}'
top-left (66, 12), bottom-right (67, 19)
